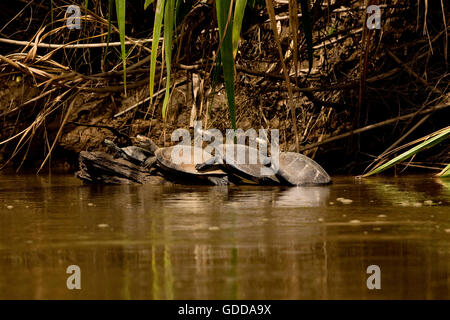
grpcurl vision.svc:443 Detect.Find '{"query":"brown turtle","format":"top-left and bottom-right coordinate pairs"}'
top-left (155, 145), bottom-right (229, 185)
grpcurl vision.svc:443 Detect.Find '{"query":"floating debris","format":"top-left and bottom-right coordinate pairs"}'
top-left (97, 224), bottom-right (109, 228)
top-left (423, 200), bottom-right (434, 206)
top-left (6, 205), bottom-right (13, 210)
top-left (444, 229), bottom-right (450, 233)
top-left (318, 218), bottom-right (324, 222)
top-left (87, 202), bottom-right (95, 207)
top-left (208, 226), bottom-right (220, 231)
top-left (412, 202), bottom-right (423, 207)
top-left (373, 227), bottom-right (382, 231)
top-left (349, 219), bottom-right (361, 224)
top-left (377, 214), bottom-right (387, 218)
top-left (336, 197), bottom-right (353, 204)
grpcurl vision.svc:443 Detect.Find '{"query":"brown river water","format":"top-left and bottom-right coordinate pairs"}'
top-left (0, 174), bottom-right (449, 299)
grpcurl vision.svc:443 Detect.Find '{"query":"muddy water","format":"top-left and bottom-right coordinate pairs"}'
top-left (0, 174), bottom-right (449, 299)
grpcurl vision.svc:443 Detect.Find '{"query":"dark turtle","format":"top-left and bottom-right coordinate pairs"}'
top-left (103, 139), bottom-right (155, 166)
top-left (195, 144), bottom-right (279, 185)
top-left (270, 152), bottom-right (331, 186)
top-left (155, 145), bottom-right (229, 185)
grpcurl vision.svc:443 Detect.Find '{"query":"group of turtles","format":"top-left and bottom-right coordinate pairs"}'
top-left (101, 135), bottom-right (331, 186)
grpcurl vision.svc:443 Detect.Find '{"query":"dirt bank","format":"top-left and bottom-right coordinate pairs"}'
top-left (0, 1), bottom-right (448, 174)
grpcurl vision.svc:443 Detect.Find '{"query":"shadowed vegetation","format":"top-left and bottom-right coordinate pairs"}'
top-left (0, 0), bottom-right (448, 176)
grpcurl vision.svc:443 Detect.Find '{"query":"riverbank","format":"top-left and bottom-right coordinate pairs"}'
top-left (0, 1), bottom-right (448, 175)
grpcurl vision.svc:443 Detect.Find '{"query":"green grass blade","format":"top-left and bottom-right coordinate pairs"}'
top-left (299, 0), bottom-right (313, 76)
top-left (149, 0), bottom-right (165, 105)
top-left (115, 0), bottom-right (127, 96)
top-left (216, 0), bottom-right (236, 130)
top-left (144, 0), bottom-right (155, 9)
top-left (162, 0), bottom-right (175, 119)
top-left (363, 128), bottom-right (450, 177)
top-left (102, 0), bottom-right (114, 68)
top-left (437, 164), bottom-right (450, 177)
top-left (232, 0), bottom-right (247, 58)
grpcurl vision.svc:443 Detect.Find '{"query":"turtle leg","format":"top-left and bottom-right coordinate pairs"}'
top-left (195, 155), bottom-right (220, 171)
top-left (143, 156), bottom-right (157, 169)
top-left (206, 176), bottom-right (229, 186)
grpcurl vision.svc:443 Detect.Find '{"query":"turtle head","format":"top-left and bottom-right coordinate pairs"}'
top-left (103, 139), bottom-right (115, 148)
top-left (136, 135), bottom-right (159, 154)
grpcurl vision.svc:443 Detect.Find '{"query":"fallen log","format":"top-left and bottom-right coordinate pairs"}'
top-left (76, 151), bottom-right (169, 185)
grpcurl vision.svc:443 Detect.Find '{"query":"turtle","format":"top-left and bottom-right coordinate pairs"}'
top-left (155, 145), bottom-right (229, 185)
top-left (103, 139), bottom-right (156, 167)
top-left (268, 152), bottom-right (332, 186)
top-left (137, 135), bottom-right (231, 185)
top-left (195, 144), bottom-right (280, 185)
top-left (106, 138), bottom-right (229, 185)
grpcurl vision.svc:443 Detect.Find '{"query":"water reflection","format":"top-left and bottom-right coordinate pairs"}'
top-left (0, 175), bottom-right (449, 299)
top-left (275, 186), bottom-right (330, 207)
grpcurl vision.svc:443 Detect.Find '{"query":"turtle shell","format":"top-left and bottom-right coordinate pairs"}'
top-left (217, 144), bottom-right (279, 185)
top-left (274, 152), bottom-right (331, 185)
top-left (121, 146), bottom-right (153, 163)
top-left (155, 146), bottom-right (226, 177)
